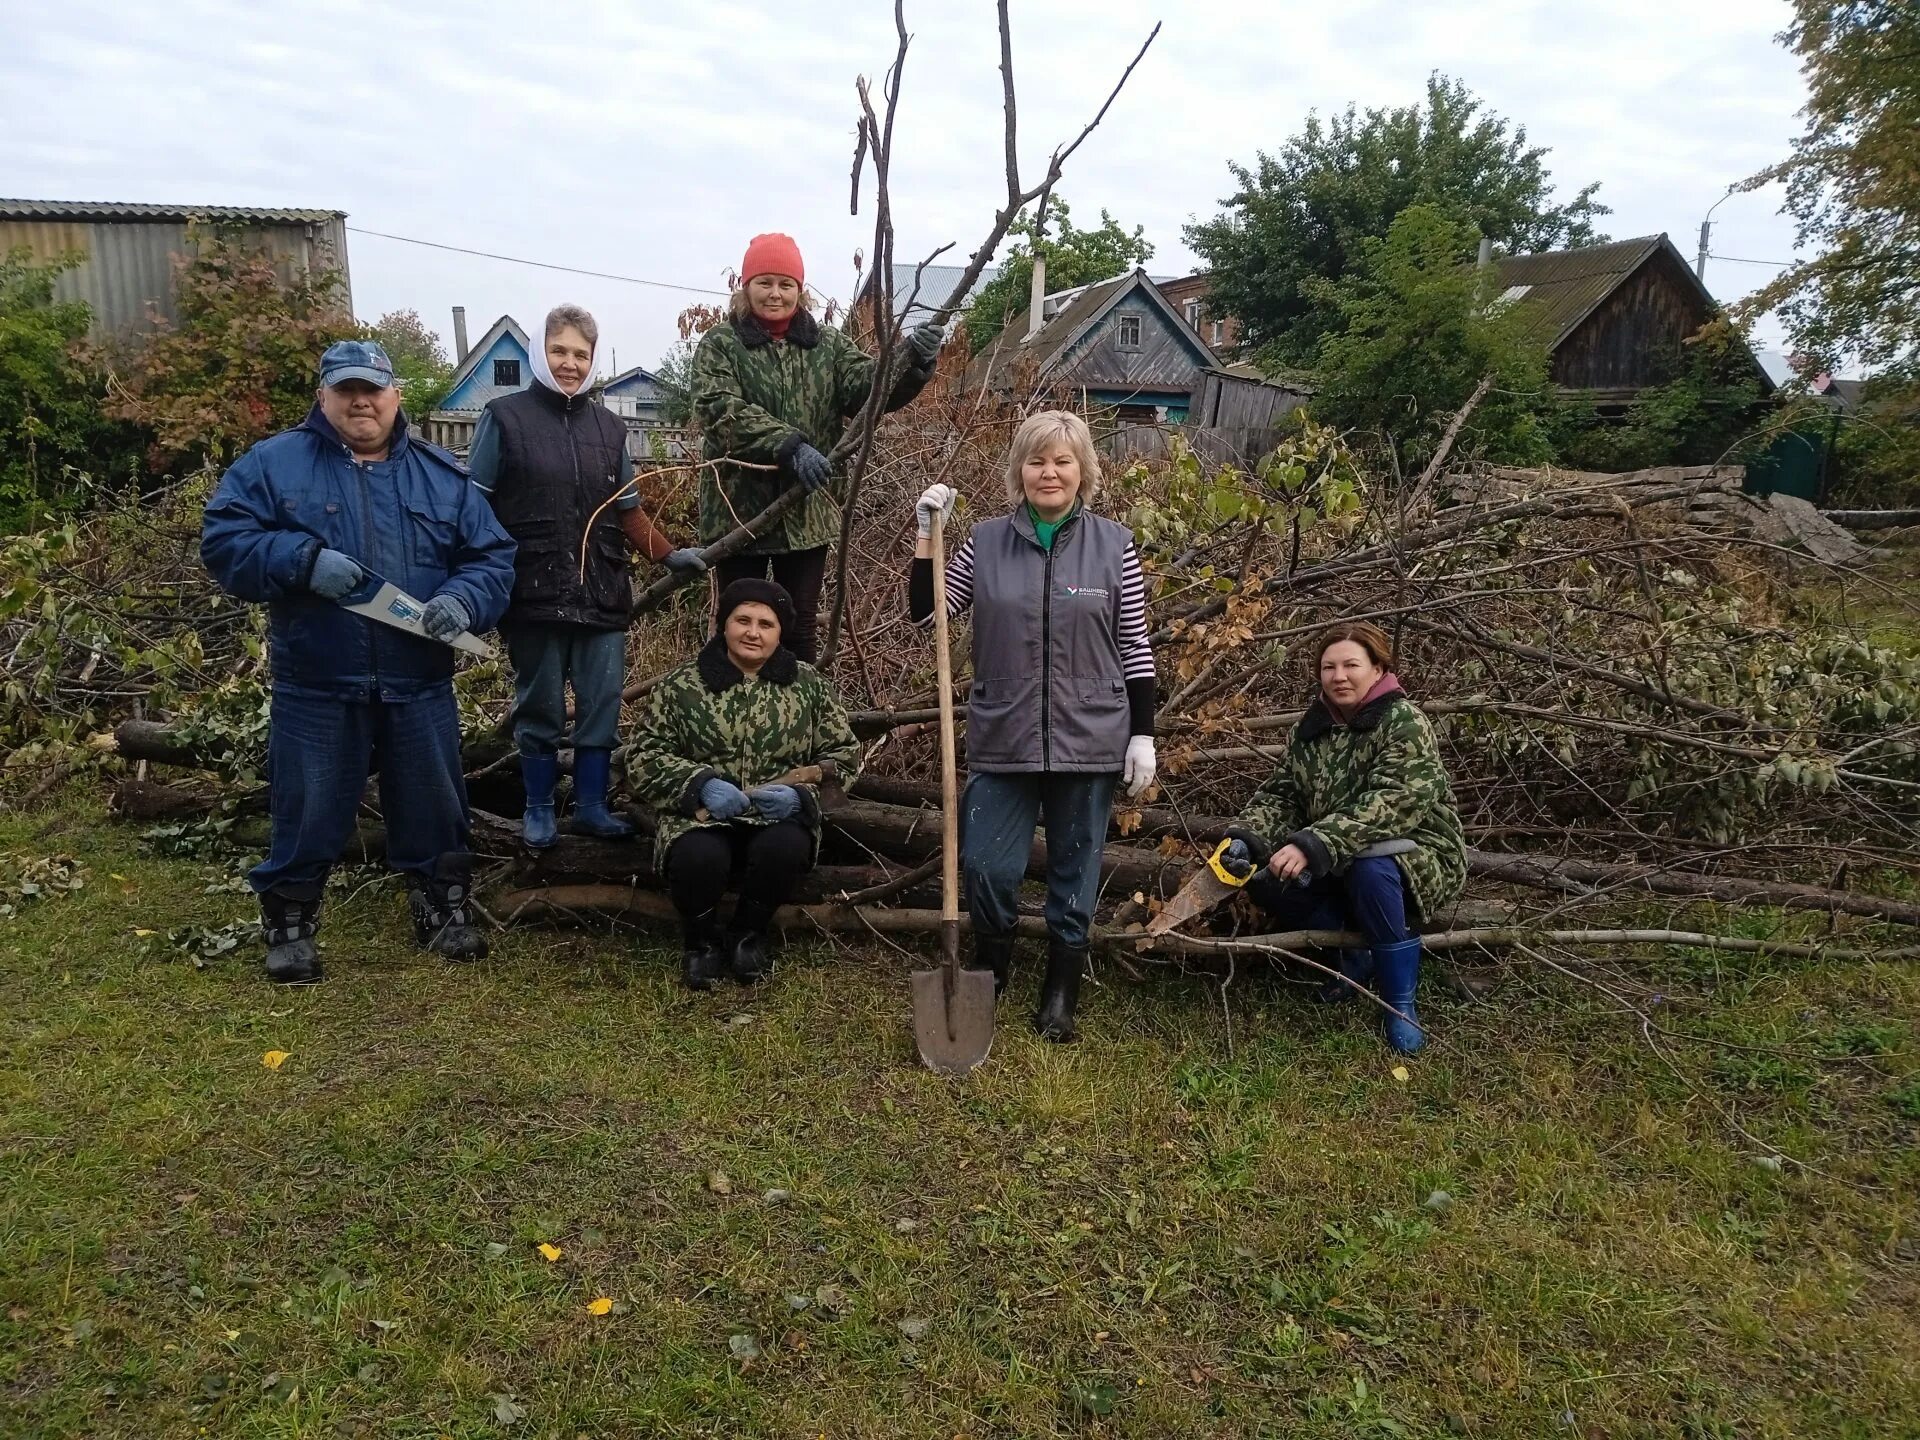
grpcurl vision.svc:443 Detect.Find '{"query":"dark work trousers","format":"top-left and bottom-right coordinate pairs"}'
top-left (501, 620), bottom-right (627, 755)
top-left (1244, 855), bottom-right (1411, 946)
top-left (665, 821), bottom-right (815, 920)
top-left (712, 546), bottom-right (830, 662)
top-left (249, 686), bottom-right (469, 896)
top-left (960, 770), bottom-right (1119, 948)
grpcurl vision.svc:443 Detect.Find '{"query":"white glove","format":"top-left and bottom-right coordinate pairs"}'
top-left (914, 482), bottom-right (957, 538)
top-left (1122, 735), bottom-right (1157, 798)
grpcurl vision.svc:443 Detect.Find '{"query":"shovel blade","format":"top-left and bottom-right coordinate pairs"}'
top-left (911, 966), bottom-right (997, 1075)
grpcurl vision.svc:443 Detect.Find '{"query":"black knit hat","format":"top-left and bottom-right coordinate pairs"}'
top-left (714, 578), bottom-right (797, 641)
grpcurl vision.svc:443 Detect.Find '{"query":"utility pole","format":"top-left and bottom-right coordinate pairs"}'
top-left (1696, 186), bottom-right (1736, 283)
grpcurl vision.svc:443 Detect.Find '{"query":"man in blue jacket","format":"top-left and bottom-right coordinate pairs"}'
top-left (202, 340), bottom-right (518, 983)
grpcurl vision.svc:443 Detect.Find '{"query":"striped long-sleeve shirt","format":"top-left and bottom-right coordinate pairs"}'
top-left (908, 535), bottom-right (1158, 735)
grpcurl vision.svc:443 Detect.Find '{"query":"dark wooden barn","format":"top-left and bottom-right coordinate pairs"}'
top-left (1493, 234), bottom-right (1771, 405)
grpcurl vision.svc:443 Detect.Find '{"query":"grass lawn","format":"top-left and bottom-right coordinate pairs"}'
top-left (2, 801), bottom-right (1918, 1438)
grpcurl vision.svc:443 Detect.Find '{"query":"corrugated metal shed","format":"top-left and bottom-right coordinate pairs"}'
top-left (0, 198), bottom-right (350, 336)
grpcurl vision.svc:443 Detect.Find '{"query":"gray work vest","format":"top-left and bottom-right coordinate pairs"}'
top-left (965, 507), bottom-right (1134, 773)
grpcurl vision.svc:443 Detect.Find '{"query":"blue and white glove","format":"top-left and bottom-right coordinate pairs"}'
top-left (787, 442), bottom-right (833, 493)
top-left (749, 784), bottom-right (802, 823)
top-left (664, 547), bottom-right (708, 576)
top-left (699, 778), bottom-right (751, 820)
top-left (308, 548), bottom-right (365, 601)
top-left (420, 594), bottom-right (472, 644)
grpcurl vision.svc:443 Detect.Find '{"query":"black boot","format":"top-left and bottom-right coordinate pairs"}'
top-left (260, 885), bottom-right (324, 984)
top-left (967, 930), bottom-right (1017, 996)
top-left (1033, 937), bottom-right (1086, 1043)
top-left (409, 852), bottom-right (489, 962)
top-left (726, 896), bottom-right (778, 986)
top-left (680, 908), bottom-right (727, 991)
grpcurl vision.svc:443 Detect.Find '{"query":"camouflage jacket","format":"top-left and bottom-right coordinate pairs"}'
top-left (1230, 687), bottom-right (1467, 920)
top-left (628, 637), bottom-right (864, 869)
top-left (691, 310), bottom-right (933, 554)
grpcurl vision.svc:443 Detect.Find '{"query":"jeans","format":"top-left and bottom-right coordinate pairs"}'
top-left (502, 621), bottom-right (627, 755)
top-left (666, 821), bottom-right (815, 919)
top-left (712, 546), bottom-right (830, 662)
top-left (961, 771), bottom-right (1119, 948)
top-left (250, 686), bottom-right (469, 895)
top-left (1244, 855), bottom-right (1410, 945)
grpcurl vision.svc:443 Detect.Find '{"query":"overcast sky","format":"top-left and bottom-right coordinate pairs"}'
top-left (2, 0), bottom-right (1810, 372)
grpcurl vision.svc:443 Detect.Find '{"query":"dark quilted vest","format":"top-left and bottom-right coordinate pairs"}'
top-left (483, 384), bottom-right (632, 629)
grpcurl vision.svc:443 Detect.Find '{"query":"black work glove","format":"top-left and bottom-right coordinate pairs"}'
top-left (787, 442), bottom-right (832, 493)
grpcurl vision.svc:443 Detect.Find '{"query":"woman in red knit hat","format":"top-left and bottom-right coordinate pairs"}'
top-left (689, 232), bottom-right (946, 660)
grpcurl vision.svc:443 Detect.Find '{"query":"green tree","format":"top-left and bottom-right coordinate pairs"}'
top-left (1186, 74), bottom-right (1607, 368)
top-left (370, 308), bottom-right (455, 421)
top-left (653, 340), bottom-right (697, 426)
top-left (0, 250), bottom-right (139, 532)
top-left (105, 225), bottom-right (360, 473)
top-left (1829, 372), bottom-right (1920, 508)
top-left (1741, 1), bottom-right (1920, 369)
top-left (964, 197), bottom-right (1154, 351)
top-left (1311, 205), bottom-right (1553, 472)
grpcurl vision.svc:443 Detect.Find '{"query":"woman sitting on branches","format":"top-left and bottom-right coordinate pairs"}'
top-left (907, 410), bottom-right (1158, 1044)
top-left (628, 580), bottom-right (863, 991)
top-left (469, 303), bottom-right (707, 849)
top-left (690, 232), bottom-right (944, 661)
top-left (1219, 621), bottom-right (1466, 1054)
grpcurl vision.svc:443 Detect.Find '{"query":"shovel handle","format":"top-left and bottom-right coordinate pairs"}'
top-left (930, 512), bottom-right (961, 939)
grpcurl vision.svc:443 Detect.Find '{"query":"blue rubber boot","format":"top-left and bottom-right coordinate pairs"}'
top-left (1314, 949), bottom-right (1375, 1003)
top-left (1373, 936), bottom-right (1427, 1054)
top-left (520, 751), bottom-right (560, 849)
top-left (568, 747), bottom-right (634, 839)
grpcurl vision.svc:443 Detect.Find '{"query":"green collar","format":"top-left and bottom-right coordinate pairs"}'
top-left (1027, 500), bottom-right (1079, 551)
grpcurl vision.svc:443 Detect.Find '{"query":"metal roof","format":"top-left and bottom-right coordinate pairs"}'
top-left (0, 199), bottom-right (346, 224)
top-left (967, 270), bottom-right (1220, 392)
top-left (857, 260), bottom-right (1003, 325)
top-left (1491, 234), bottom-right (1682, 350)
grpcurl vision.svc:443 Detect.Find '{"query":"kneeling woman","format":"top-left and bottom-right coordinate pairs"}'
top-left (629, 580), bottom-right (863, 989)
top-left (1222, 622), bottom-right (1465, 1053)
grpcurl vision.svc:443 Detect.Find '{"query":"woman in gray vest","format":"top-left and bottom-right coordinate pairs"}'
top-left (906, 410), bottom-right (1158, 1042)
top-left (470, 304), bottom-right (707, 848)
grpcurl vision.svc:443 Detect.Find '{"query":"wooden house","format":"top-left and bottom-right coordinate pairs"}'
top-left (1492, 234), bottom-right (1771, 405)
top-left (965, 269), bottom-right (1220, 423)
top-left (598, 365), bottom-right (670, 425)
top-left (421, 315), bottom-right (532, 452)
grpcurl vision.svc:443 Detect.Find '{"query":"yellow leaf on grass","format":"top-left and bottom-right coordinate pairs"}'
top-left (586, 1297), bottom-right (613, 1316)
top-left (1391, 1066), bottom-right (1411, 1083)
top-left (134, 928), bottom-right (157, 938)
top-left (537, 1242), bottom-right (563, 1262)
top-left (261, 1050), bottom-right (291, 1071)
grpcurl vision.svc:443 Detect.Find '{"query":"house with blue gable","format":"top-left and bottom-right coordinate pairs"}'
top-left (965, 269), bottom-right (1219, 424)
top-left (599, 365), bottom-right (670, 425)
top-left (436, 314), bottom-right (533, 415)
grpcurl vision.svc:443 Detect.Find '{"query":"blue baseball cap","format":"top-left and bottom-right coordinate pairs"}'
top-left (318, 339), bottom-right (396, 389)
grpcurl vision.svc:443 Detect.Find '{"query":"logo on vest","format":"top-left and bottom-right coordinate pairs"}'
top-left (1062, 585), bottom-right (1111, 600)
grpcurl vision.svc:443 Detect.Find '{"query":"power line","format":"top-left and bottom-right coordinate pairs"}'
top-left (345, 225), bottom-right (733, 297)
top-left (1708, 254), bottom-right (1801, 268)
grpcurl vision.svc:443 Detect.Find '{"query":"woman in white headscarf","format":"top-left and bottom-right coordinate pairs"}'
top-left (469, 303), bottom-right (707, 847)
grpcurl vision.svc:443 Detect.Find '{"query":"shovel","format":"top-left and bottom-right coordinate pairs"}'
top-left (911, 509), bottom-right (996, 1074)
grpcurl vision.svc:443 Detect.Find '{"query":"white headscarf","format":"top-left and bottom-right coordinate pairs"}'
top-left (529, 313), bottom-right (598, 397)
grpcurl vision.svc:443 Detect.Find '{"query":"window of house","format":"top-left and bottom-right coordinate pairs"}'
top-left (494, 358), bottom-right (521, 387)
top-left (1116, 313), bottom-right (1142, 349)
top-left (1211, 320), bottom-right (1225, 346)
top-left (1184, 299), bottom-right (1201, 329)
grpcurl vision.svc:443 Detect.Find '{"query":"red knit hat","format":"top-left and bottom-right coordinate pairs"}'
top-left (741, 233), bottom-right (805, 285)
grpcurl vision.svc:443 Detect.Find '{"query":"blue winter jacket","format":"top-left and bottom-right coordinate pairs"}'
top-left (201, 406), bottom-right (518, 701)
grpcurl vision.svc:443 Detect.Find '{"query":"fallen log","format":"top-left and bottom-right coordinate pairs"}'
top-left (486, 890), bottom-right (1920, 963)
top-left (1822, 508), bottom-right (1920, 531)
top-left (1464, 848), bottom-right (1920, 928)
